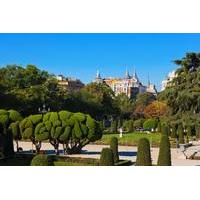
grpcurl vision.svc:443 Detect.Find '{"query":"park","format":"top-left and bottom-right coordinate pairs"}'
top-left (1, 50), bottom-right (200, 166)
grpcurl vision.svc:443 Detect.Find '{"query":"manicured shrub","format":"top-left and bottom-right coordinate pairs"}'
top-left (186, 125), bottom-right (192, 137)
top-left (29, 114), bottom-right (42, 125)
top-left (111, 119), bottom-right (118, 133)
top-left (195, 124), bottom-right (200, 139)
top-left (8, 110), bottom-right (23, 122)
top-left (157, 135), bottom-right (171, 166)
top-left (178, 124), bottom-right (185, 144)
top-left (143, 118), bottom-right (158, 131)
top-left (31, 154), bottom-right (53, 166)
top-left (128, 120), bottom-right (134, 132)
top-left (110, 137), bottom-right (119, 163)
top-left (171, 125), bottom-right (177, 138)
top-left (72, 112), bottom-right (86, 122)
top-left (162, 125), bottom-right (170, 136)
top-left (136, 138), bottom-right (152, 166)
top-left (157, 122), bottom-right (162, 132)
top-left (99, 148), bottom-right (114, 166)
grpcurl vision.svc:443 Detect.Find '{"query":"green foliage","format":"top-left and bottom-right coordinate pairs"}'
top-left (110, 137), bottom-right (119, 163)
top-left (111, 119), bottom-right (118, 133)
top-left (72, 112), bottom-right (86, 122)
top-left (35, 122), bottom-right (49, 141)
top-left (29, 114), bottom-right (42, 125)
top-left (195, 124), bottom-right (200, 139)
top-left (162, 125), bottom-right (170, 136)
top-left (177, 124), bottom-right (185, 144)
top-left (157, 135), bottom-right (171, 166)
top-left (59, 126), bottom-right (71, 142)
top-left (9, 121), bottom-right (21, 140)
top-left (8, 110), bottom-right (22, 122)
top-left (157, 122), bottom-right (162, 132)
top-left (99, 148), bottom-right (114, 166)
top-left (136, 138), bottom-right (152, 166)
top-left (31, 154), bottom-right (53, 166)
top-left (171, 125), bottom-right (177, 138)
top-left (58, 111), bottom-right (72, 121)
top-left (134, 119), bottom-right (145, 128)
top-left (143, 119), bottom-right (158, 131)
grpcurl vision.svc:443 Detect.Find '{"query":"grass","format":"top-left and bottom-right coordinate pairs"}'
top-left (96, 132), bottom-right (162, 147)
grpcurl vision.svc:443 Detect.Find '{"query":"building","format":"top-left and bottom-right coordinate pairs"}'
top-left (56, 75), bottom-right (85, 92)
top-left (93, 69), bottom-right (157, 98)
top-left (161, 70), bottom-right (177, 91)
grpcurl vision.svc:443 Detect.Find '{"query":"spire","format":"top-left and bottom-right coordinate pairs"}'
top-left (125, 68), bottom-right (130, 78)
top-left (133, 68), bottom-right (139, 82)
top-left (148, 73), bottom-right (150, 86)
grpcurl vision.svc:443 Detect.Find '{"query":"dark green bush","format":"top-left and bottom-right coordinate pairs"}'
top-left (111, 119), bottom-right (118, 133)
top-left (171, 125), bottom-right (177, 138)
top-left (31, 154), bottom-right (53, 166)
top-left (134, 119), bottom-right (145, 128)
top-left (143, 118), bottom-right (158, 131)
top-left (100, 148), bottom-right (114, 166)
top-left (136, 138), bottom-right (152, 166)
top-left (162, 125), bottom-right (170, 136)
top-left (157, 135), bottom-right (171, 166)
top-left (110, 137), bottom-right (119, 163)
top-left (178, 124), bottom-right (185, 144)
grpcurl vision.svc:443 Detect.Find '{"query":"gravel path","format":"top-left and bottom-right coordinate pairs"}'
top-left (16, 141), bottom-right (200, 166)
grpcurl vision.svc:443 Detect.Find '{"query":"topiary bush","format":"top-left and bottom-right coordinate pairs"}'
top-left (157, 135), bottom-right (171, 166)
top-left (143, 118), bottom-right (158, 131)
top-left (178, 124), bottom-right (185, 144)
top-left (111, 119), bottom-right (118, 133)
top-left (110, 137), bottom-right (119, 163)
top-left (162, 125), bottom-right (170, 136)
top-left (136, 138), bottom-right (152, 166)
top-left (31, 154), bottom-right (53, 166)
top-left (99, 148), bottom-right (114, 166)
top-left (0, 109), bottom-right (22, 157)
top-left (171, 125), bottom-right (177, 138)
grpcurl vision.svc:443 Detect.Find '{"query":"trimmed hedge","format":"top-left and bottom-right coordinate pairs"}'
top-left (136, 138), bottom-right (152, 166)
top-left (31, 154), bottom-right (54, 166)
top-left (157, 135), bottom-right (171, 166)
top-left (143, 118), bottom-right (158, 131)
top-left (100, 148), bottom-right (114, 166)
top-left (110, 137), bottom-right (119, 163)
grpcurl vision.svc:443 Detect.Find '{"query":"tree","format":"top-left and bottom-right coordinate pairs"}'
top-left (0, 109), bottom-right (22, 157)
top-left (134, 93), bottom-right (156, 117)
top-left (111, 119), bottom-right (118, 133)
top-left (144, 101), bottom-right (168, 118)
top-left (143, 118), bottom-right (158, 131)
top-left (110, 137), bottom-right (119, 163)
top-left (136, 138), bottom-right (152, 166)
top-left (19, 110), bottom-right (103, 155)
top-left (99, 148), bottom-right (114, 166)
top-left (157, 135), bottom-right (171, 166)
top-left (114, 93), bottom-right (134, 119)
top-left (177, 124), bottom-right (185, 144)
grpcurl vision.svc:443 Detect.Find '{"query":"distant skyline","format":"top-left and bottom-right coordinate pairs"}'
top-left (1, 33), bottom-right (200, 90)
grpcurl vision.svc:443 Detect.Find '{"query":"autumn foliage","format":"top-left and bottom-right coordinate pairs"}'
top-left (144, 101), bottom-right (168, 118)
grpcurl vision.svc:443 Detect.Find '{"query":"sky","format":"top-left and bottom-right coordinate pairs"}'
top-left (0, 33), bottom-right (200, 91)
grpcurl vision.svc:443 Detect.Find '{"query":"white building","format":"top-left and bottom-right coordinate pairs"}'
top-left (161, 70), bottom-right (177, 91)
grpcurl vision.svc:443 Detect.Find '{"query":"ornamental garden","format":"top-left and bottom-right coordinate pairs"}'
top-left (1, 52), bottom-right (200, 166)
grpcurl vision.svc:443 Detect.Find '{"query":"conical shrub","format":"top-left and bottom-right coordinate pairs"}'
top-left (100, 148), bottom-right (114, 166)
top-left (136, 138), bottom-right (152, 166)
top-left (110, 137), bottom-right (119, 163)
top-left (157, 135), bottom-right (171, 166)
top-left (178, 124), bottom-right (185, 144)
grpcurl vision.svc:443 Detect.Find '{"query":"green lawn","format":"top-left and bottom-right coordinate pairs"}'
top-left (96, 132), bottom-right (162, 147)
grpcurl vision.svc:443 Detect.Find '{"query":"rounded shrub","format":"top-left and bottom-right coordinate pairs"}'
top-left (31, 154), bottom-right (53, 166)
top-left (110, 137), bottom-right (119, 163)
top-left (143, 118), bottom-right (158, 131)
top-left (100, 148), bottom-right (114, 166)
top-left (136, 138), bottom-right (152, 166)
top-left (134, 119), bottom-right (145, 129)
top-left (157, 135), bottom-right (171, 166)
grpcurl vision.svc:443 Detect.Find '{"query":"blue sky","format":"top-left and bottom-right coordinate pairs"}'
top-left (0, 33), bottom-right (200, 90)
